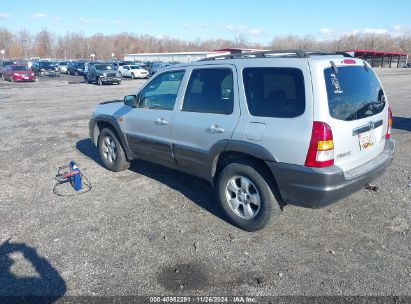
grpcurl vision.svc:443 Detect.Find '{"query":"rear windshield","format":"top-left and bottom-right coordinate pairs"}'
top-left (324, 66), bottom-right (385, 121)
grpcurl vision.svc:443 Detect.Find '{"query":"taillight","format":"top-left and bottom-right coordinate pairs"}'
top-left (386, 106), bottom-right (392, 139)
top-left (305, 121), bottom-right (335, 168)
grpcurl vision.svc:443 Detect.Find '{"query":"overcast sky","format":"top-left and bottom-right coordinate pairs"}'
top-left (1, 0), bottom-right (411, 43)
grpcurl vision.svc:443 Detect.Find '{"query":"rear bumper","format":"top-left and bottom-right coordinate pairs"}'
top-left (267, 139), bottom-right (395, 208)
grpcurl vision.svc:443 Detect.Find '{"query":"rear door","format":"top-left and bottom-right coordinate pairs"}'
top-left (171, 65), bottom-right (240, 176)
top-left (311, 59), bottom-right (389, 171)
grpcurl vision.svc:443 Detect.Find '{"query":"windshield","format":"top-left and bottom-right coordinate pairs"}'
top-left (76, 63), bottom-right (85, 68)
top-left (59, 62), bottom-right (67, 65)
top-left (324, 66), bottom-right (385, 121)
top-left (39, 62), bottom-right (55, 68)
top-left (130, 65), bottom-right (141, 69)
top-left (2, 61), bottom-right (15, 67)
top-left (12, 66), bottom-right (28, 71)
top-left (95, 64), bottom-right (113, 71)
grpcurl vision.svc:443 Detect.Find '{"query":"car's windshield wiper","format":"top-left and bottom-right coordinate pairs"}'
top-left (345, 102), bottom-right (381, 121)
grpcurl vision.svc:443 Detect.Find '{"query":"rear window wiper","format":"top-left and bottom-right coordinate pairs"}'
top-left (345, 102), bottom-right (380, 121)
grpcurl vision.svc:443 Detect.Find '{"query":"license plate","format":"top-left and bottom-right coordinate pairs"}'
top-left (358, 131), bottom-right (374, 150)
top-left (24, 77), bottom-right (29, 79)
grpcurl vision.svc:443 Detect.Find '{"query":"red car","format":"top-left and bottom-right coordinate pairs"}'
top-left (2, 65), bottom-right (35, 82)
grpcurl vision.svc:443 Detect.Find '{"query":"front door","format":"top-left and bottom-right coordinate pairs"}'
top-left (123, 69), bottom-right (186, 166)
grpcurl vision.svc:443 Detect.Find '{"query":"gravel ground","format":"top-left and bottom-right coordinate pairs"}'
top-left (0, 69), bottom-right (410, 300)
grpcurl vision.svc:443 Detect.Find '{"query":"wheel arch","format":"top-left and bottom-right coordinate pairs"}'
top-left (211, 146), bottom-right (284, 205)
top-left (93, 115), bottom-right (134, 160)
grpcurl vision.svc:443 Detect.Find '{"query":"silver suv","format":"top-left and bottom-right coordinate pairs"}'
top-left (89, 50), bottom-right (395, 231)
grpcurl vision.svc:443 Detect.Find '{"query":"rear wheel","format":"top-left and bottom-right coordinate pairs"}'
top-left (216, 161), bottom-right (281, 231)
top-left (98, 128), bottom-right (130, 172)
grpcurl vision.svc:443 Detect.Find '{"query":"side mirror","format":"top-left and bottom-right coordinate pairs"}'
top-left (124, 95), bottom-right (138, 107)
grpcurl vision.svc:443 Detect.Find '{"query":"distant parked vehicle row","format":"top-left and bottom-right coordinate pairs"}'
top-left (68, 61), bottom-right (86, 75)
top-left (2, 65), bottom-right (35, 82)
top-left (84, 62), bottom-right (122, 85)
top-left (118, 65), bottom-right (149, 79)
top-left (31, 61), bottom-right (60, 77)
top-left (0, 60), bottom-right (18, 79)
top-left (57, 61), bottom-right (68, 74)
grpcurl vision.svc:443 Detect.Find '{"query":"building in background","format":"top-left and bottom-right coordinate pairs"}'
top-left (124, 48), bottom-right (266, 62)
top-left (344, 50), bottom-right (408, 68)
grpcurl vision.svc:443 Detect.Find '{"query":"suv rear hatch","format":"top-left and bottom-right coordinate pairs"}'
top-left (311, 58), bottom-right (390, 172)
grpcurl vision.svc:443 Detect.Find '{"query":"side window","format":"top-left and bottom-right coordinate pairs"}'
top-left (139, 70), bottom-right (185, 110)
top-left (182, 68), bottom-right (234, 115)
top-left (124, 66), bottom-right (130, 70)
top-left (243, 68), bottom-right (305, 118)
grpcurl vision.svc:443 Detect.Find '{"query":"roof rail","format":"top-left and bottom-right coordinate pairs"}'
top-left (200, 49), bottom-right (349, 61)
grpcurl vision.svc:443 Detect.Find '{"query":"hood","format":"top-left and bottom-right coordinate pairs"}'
top-left (94, 100), bottom-right (131, 119)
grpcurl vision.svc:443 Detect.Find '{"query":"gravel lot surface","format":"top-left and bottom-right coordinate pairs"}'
top-left (0, 69), bottom-right (410, 299)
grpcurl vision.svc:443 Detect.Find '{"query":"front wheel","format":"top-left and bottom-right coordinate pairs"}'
top-left (216, 161), bottom-right (281, 231)
top-left (131, 73), bottom-right (135, 79)
top-left (98, 128), bottom-right (130, 172)
top-left (97, 77), bottom-right (103, 86)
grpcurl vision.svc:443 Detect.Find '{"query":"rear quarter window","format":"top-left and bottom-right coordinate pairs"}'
top-left (243, 68), bottom-right (305, 118)
top-left (324, 66), bottom-right (385, 121)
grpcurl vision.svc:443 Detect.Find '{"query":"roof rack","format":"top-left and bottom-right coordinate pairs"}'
top-left (200, 49), bottom-right (352, 61)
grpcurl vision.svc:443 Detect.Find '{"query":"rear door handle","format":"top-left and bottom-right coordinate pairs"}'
top-left (208, 124), bottom-right (224, 134)
top-left (156, 118), bottom-right (169, 126)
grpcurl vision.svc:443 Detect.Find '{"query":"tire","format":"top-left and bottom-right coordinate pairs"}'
top-left (98, 128), bottom-right (130, 172)
top-left (216, 160), bottom-right (281, 231)
top-left (10, 76), bottom-right (15, 82)
top-left (131, 73), bottom-right (135, 79)
top-left (117, 81), bottom-right (121, 85)
top-left (97, 77), bottom-right (103, 86)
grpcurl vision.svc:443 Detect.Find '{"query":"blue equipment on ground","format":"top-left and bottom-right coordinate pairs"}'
top-left (53, 161), bottom-right (91, 196)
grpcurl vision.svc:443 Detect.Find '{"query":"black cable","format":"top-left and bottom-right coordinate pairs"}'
top-left (53, 165), bottom-right (92, 197)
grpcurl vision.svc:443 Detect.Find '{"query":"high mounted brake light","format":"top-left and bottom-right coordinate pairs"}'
top-left (343, 59), bottom-right (356, 64)
top-left (305, 121), bottom-right (334, 168)
top-left (386, 106), bottom-right (392, 139)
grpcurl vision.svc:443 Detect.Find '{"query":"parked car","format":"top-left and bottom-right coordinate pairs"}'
top-left (84, 63), bottom-right (121, 85)
top-left (118, 65), bottom-right (149, 79)
top-left (0, 60), bottom-right (18, 79)
top-left (150, 62), bottom-right (172, 76)
top-left (67, 61), bottom-right (86, 75)
top-left (57, 61), bottom-right (68, 74)
top-left (31, 61), bottom-right (60, 77)
top-left (2, 64), bottom-right (35, 82)
top-left (89, 50), bottom-right (395, 231)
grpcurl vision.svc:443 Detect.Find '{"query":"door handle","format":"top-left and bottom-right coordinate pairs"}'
top-left (208, 124), bottom-right (224, 134)
top-left (155, 118), bottom-right (169, 126)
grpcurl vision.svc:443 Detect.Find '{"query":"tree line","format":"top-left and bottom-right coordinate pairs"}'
top-left (0, 28), bottom-right (410, 60)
